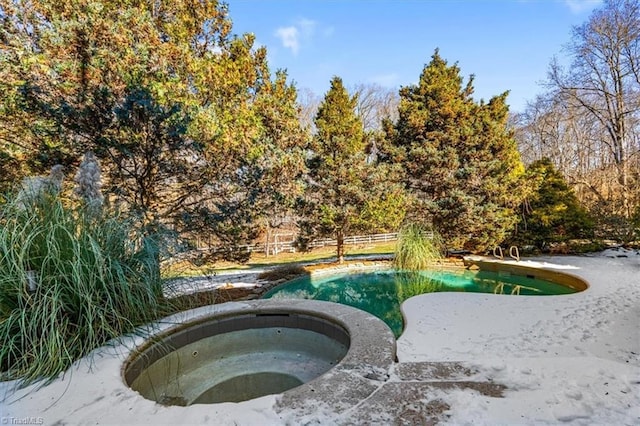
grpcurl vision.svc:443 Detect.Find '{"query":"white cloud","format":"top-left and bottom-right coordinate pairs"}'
top-left (564, 0), bottom-right (602, 14)
top-left (275, 26), bottom-right (300, 55)
top-left (275, 18), bottom-right (332, 55)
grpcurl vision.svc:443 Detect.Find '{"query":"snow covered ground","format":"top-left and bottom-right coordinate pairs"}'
top-left (398, 249), bottom-right (639, 425)
top-left (1, 250), bottom-right (638, 425)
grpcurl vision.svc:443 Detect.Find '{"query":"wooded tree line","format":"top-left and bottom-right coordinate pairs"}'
top-left (1, 0), bottom-right (637, 262)
top-left (514, 0), bottom-right (640, 239)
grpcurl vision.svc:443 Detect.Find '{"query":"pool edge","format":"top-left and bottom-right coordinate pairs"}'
top-left (462, 255), bottom-right (589, 292)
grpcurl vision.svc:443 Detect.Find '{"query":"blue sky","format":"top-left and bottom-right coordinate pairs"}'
top-left (227, 0), bottom-right (602, 113)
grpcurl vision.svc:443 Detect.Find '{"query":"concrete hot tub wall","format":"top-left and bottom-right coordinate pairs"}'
top-left (121, 299), bottom-right (397, 408)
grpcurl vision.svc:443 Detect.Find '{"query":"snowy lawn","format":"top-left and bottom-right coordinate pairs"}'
top-left (398, 250), bottom-right (639, 425)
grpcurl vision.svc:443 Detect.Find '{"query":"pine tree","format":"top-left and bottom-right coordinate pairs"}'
top-left (297, 77), bottom-right (405, 263)
top-left (387, 50), bottom-right (525, 252)
top-left (252, 70), bottom-right (308, 231)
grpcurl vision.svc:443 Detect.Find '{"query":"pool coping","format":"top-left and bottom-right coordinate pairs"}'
top-left (462, 255), bottom-right (590, 292)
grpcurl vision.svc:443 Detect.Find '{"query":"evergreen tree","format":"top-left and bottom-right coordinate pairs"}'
top-left (516, 158), bottom-right (594, 250)
top-left (0, 0), bottom-right (304, 260)
top-left (386, 50), bottom-right (525, 252)
top-left (297, 77), bottom-right (405, 263)
top-left (252, 70), bottom-right (308, 236)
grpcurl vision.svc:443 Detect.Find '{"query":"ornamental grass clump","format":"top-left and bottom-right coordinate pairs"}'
top-left (393, 225), bottom-right (445, 301)
top-left (74, 151), bottom-right (104, 216)
top-left (393, 224), bottom-right (444, 271)
top-left (0, 167), bottom-right (167, 386)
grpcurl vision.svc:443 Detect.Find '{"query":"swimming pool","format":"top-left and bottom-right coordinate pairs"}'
top-left (263, 268), bottom-right (578, 337)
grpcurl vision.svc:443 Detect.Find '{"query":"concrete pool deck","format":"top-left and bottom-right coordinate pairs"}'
top-left (1, 253), bottom-right (638, 425)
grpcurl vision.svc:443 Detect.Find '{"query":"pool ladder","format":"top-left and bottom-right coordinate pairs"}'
top-left (493, 246), bottom-right (520, 261)
top-left (493, 282), bottom-right (523, 295)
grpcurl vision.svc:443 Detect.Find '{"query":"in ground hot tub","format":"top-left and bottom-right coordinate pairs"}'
top-left (123, 303), bottom-right (356, 406)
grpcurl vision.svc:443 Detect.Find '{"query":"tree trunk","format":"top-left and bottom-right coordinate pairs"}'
top-left (265, 223), bottom-right (272, 257)
top-left (336, 230), bottom-right (345, 264)
top-left (619, 159), bottom-right (631, 219)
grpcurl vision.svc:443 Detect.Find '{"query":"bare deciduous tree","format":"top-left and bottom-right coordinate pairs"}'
top-left (548, 0), bottom-right (640, 218)
top-left (296, 87), bottom-right (321, 135)
top-left (351, 83), bottom-right (399, 132)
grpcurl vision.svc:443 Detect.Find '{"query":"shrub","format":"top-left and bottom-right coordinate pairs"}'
top-left (393, 224), bottom-right (443, 271)
top-left (0, 195), bottom-right (168, 386)
top-left (513, 158), bottom-right (594, 250)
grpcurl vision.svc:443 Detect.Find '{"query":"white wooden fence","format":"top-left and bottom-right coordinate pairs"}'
top-left (258, 232), bottom-right (399, 255)
top-left (186, 232), bottom-right (400, 258)
top-left (164, 230), bottom-right (441, 265)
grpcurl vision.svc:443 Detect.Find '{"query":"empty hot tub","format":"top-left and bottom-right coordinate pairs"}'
top-left (123, 302), bottom-right (356, 405)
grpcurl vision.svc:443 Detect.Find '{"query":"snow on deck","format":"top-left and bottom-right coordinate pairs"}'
top-left (1, 251), bottom-right (638, 425)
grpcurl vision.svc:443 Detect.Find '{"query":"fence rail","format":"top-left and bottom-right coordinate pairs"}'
top-left (258, 232), bottom-right (399, 255)
top-left (163, 230), bottom-right (443, 266)
top-left (308, 232), bottom-right (399, 248)
top-left (167, 232), bottom-right (401, 264)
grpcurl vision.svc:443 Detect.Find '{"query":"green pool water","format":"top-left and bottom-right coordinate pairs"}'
top-left (263, 268), bottom-right (576, 337)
